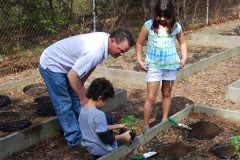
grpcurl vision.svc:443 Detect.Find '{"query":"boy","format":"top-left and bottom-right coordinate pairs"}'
top-left (78, 78), bottom-right (131, 159)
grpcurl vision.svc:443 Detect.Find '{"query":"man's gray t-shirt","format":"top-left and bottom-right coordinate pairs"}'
top-left (79, 107), bottom-right (113, 156)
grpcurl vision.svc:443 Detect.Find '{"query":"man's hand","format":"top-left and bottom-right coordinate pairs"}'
top-left (67, 69), bottom-right (88, 106)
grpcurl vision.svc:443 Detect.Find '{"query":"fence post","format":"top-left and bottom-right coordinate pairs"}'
top-left (44, 0), bottom-right (49, 37)
top-left (239, 0), bottom-right (240, 18)
top-left (93, 0), bottom-right (97, 32)
top-left (206, 0), bottom-right (209, 26)
top-left (113, 0), bottom-right (116, 17)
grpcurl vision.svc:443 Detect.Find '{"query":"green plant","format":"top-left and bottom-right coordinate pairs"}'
top-left (120, 115), bottom-right (135, 130)
top-left (231, 135), bottom-right (240, 158)
top-left (120, 115), bottom-right (146, 134)
top-left (180, 75), bottom-right (188, 81)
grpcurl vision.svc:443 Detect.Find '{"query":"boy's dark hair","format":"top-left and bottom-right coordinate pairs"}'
top-left (110, 29), bottom-right (135, 47)
top-left (152, 0), bottom-right (176, 34)
top-left (86, 78), bottom-right (115, 101)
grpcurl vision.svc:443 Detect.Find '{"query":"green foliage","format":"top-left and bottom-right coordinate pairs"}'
top-left (120, 115), bottom-right (135, 130)
top-left (120, 115), bottom-right (146, 134)
top-left (180, 75), bottom-right (188, 81)
top-left (231, 135), bottom-right (240, 158)
top-left (194, 23), bottom-right (200, 30)
top-left (32, 46), bottom-right (45, 54)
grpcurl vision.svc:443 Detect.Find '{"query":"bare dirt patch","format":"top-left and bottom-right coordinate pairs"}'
top-left (188, 121), bottom-right (224, 140)
top-left (152, 142), bottom-right (194, 159)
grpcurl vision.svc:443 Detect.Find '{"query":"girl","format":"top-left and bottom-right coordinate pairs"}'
top-left (135, 0), bottom-right (188, 129)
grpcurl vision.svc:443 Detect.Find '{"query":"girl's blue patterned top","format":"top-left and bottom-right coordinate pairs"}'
top-left (145, 20), bottom-right (181, 70)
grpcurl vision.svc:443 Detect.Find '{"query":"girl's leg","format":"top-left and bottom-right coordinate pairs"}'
top-left (144, 81), bottom-right (160, 128)
top-left (161, 80), bottom-right (174, 121)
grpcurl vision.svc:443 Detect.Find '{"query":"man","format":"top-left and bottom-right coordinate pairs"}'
top-left (38, 29), bottom-right (135, 150)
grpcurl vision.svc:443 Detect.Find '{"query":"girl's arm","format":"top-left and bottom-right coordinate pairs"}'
top-left (136, 24), bottom-right (149, 71)
top-left (108, 123), bottom-right (125, 130)
top-left (176, 29), bottom-right (188, 69)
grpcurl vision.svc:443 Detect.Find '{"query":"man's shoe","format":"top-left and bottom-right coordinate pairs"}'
top-left (68, 144), bottom-right (88, 153)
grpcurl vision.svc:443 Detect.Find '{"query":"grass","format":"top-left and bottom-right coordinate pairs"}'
top-left (180, 75), bottom-right (188, 81)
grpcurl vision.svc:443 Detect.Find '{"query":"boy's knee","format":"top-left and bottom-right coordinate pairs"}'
top-left (105, 114), bottom-right (114, 125)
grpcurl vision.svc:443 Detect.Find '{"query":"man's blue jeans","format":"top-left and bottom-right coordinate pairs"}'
top-left (39, 65), bottom-right (82, 147)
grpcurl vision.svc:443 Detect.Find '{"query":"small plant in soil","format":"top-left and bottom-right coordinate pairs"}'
top-left (231, 135), bottom-right (240, 158)
top-left (119, 115), bottom-right (146, 141)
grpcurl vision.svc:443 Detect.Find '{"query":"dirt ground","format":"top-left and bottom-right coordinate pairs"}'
top-left (1, 20), bottom-right (240, 159)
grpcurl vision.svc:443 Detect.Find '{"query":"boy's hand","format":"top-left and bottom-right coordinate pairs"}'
top-left (122, 131), bottom-right (131, 142)
top-left (120, 123), bottom-right (126, 128)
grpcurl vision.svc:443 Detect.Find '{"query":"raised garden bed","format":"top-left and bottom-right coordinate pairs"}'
top-left (213, 25), bottom-right (240, 36)
top-left (226, 79), bottom-right (240, 102)
top-left (191, 22), bottom-right (240, 44)
top-left (0, 83), bottom-right (127, 159)
top-left (99, 105), bottom-right (240, 160)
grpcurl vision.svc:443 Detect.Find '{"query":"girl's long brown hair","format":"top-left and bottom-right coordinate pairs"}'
top-left (151, 0), bottom-right (176, 35)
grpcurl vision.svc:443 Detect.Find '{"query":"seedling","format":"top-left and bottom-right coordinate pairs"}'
top-left (231, 135), bottom-right (240, 158)
top-left (120, 115), bottom-right (146, 134)
top-left (120, 115), bottom-right (135, 130)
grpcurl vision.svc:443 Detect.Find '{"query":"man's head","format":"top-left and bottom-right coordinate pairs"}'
top-left (108, 29), bottom-right (135, 58)
top-left (86, 78), bottom-right (115, 108)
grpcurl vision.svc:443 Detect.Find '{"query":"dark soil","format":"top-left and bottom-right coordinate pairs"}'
top-left (152, 142), bottom-right (194, 159)
top-left (0, 95), bottom-right (11, 108)
top-left (211, 144), bottom-right (237, 159)
top-left (188, 121), bottom-right (224, 140)
top-left (23, 83), bottom-right (48, 98)
top-left (0, 112), bottom-right (20, 124)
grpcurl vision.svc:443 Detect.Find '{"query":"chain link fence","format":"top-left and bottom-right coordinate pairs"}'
top-left (0, 0), bottom-right (239, 75)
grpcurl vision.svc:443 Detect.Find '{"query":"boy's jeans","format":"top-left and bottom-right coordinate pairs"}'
top-left (39, 64), bottom-right (82, 147)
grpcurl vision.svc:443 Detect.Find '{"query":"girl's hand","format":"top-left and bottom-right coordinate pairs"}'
top-left (138, 60), bottom-right (148, 72)
top-left (179, 58), bottom-right (187, 69)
